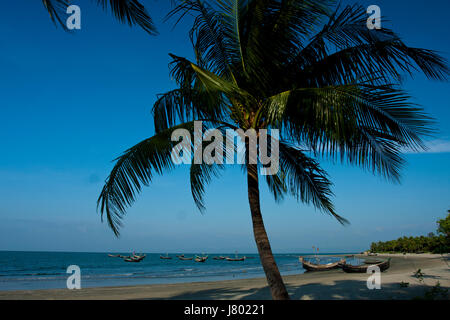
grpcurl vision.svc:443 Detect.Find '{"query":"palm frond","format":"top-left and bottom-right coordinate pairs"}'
top-left (42, 0), bottom-right (157, 34)
top-left (264, 168), bottom-right (287, 203)
top-left (264, 84), bottom-right (433, 181)
top-left (152, 54), bottom-right (230, 133)
top-left (190, 124), bottom-right (241, 211)
top-left (168, 0), bottom-right (235, 78)
top-left (98, 122), bottom-right (196, 236)
top-left (42, 0), bottom-right (70, 29)
top-left (278, 141), bottom-right (348, 225)
top-left (288, 4), bottom-right (449, 86)
top-left (190, 144), bottom-right (225, 211)
top-left (96, 0), bottom-right (157, 34)
top-left (152, 87), bottom-right (227, 133)
top-left (190, 162), bottom-right (223, 212)
top-left (214, 0), bottom-right (248, 76)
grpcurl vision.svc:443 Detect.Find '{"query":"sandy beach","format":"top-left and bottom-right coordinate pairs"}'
top-left (1, 254), bottom-right (448, 300)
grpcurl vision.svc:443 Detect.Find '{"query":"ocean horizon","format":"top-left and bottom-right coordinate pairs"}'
top-left (0, 251), bottom-right (358, 291)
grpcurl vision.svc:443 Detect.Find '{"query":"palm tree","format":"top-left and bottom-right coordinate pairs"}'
top-left (41, 0), bottom-right (157, 34)
top-left (98, 0), bottom-right (449, 299)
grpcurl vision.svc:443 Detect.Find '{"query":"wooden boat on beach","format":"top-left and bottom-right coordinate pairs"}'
top-left (299, 257), bottom-right (345, 271)
top-left (364, 259), bottom-right (383, 264)
top-left (342, 258), bottom-right (390, 273)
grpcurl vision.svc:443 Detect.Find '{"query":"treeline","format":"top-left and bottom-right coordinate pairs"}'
top-left (370, 211), bottom-right (450, 254)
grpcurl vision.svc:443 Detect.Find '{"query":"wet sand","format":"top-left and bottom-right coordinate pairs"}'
top-left (1, 254), bottom-right (448, 300)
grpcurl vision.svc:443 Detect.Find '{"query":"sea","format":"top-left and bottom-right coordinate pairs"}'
top-left (0, 251), bottom-right (361, 291)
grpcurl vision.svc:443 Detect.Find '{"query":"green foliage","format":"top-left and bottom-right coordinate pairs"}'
top-left (370, 212), bottom-right (450, 254)
top-left (414, 269), bottom-right (424, 282)
top-left (423, 282), bottom-right (449, 300)
top-left (437, 211), bottom-right (450, 238)
top-left (370, 235), bottom-right (449, 254)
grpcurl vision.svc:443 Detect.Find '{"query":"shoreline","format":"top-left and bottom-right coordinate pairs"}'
top-left (1, 254), bottom-right (448, 300)
top-left (0, 252), bottom-right (353, 292)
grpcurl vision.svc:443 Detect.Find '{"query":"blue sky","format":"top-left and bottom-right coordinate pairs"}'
top-left (0, 0), bottom-right (449, 253)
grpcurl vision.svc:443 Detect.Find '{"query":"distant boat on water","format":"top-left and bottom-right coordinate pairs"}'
top-left (123, 253), bottom-right (146, 263)
top-left (226, 251), bottom-right (245, 261)
top-left (213, 256), bottom-right (226, 260)
top-left (195, 255), bottom-right (208, 263)
top-left (226, 257), bottom-right (245, 261)
top-left (160, 253), bottom-right (172, 260)
top-left (0, 251), bottom-right (315, 290)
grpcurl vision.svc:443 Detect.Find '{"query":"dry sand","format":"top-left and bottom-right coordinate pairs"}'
top-left (1, 254), bottom-right (448, 300)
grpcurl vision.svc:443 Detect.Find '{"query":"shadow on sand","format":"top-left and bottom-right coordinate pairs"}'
top-left (139, 279), bottom-right (437, 300)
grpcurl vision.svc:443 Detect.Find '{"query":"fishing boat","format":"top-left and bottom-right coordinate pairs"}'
top-left (299, 257), bottom-right (345, 271)
top-left (178, 256), bottom-right (193, 260)
top-left (364, 259), bottom-right (383, 264)
top-left (132, 254), bottom-right (146, 261)
top-left (108, 254), bottom-right (121, 258)
top-left (195, 256), bottom-right (208, 263)
top-left (226, 251), bottom-right (245, 261)
top-left (213, 256), bottom-right (226, 260)
top-left (160, 253), bottom-right (172, 260)
top-left (226, 257), bottom-right (245, 261)
top-left (123, 254), bottom-right (146, 262)
top-left (342, 258), bottom-right (390, 273)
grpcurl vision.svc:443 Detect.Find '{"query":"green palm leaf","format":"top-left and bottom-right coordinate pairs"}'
top-left (98, 122), bottom-right (196, 236)
top-left (42, 0), bottom-right (157, 34)
top-left (278, 142), bottom-right (348, 225)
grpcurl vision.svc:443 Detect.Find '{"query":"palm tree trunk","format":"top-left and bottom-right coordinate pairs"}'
top-left (247, 163), bottom-right (290, 300)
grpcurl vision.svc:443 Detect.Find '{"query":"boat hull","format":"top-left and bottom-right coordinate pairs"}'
top-left (195, 256), bottom-right (208, 262)
top-left (226, 258), bottom-right (245, 261)
top-left (342, 259), bottom-right (390, 273)
top-left (300, 257), bottom-right (345, 271)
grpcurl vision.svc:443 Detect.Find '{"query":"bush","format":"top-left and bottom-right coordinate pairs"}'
top-left (370, 211), bottom-right (450, 254)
